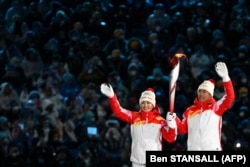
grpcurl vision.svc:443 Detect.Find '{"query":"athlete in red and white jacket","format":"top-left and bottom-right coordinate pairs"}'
top-left (100, 84), bottom-right (177, 167)
top-left (172, 62), bottom-right (235, 150)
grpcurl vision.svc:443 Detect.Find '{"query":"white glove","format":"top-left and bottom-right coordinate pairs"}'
top-left (100, 83), bottom-right (114, 98)
top-left (166, 112), bottom-right (176, 129)
top-left (215, 62), bottom-right (230, 82)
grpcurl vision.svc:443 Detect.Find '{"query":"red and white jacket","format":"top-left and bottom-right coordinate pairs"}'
top-left (176, 80), bottom-right (235, 150)
top-left (108, 94), bottom-right (176, 164)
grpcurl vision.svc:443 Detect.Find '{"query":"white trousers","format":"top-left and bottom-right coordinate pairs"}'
top-left (132, 162), bottom-right (146, 167)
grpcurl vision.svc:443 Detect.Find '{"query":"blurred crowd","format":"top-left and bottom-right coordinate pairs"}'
top-left (0, 0), bottom-right (250, 166)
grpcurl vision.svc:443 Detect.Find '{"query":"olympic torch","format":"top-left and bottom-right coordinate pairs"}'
top-left (169, 53), bottom-right (186, 113)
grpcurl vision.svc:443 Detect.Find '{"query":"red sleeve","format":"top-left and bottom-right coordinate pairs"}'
top-left (161, 126), bottom-right (176, 143)
top-left (176, 112), bottom-right (188, 135)
top-left (108, 94), bottom-right (133, 124)
top-left (216, 80), bottom-right (235, 115)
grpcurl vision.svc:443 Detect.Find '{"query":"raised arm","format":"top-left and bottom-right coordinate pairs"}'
top-left (214, 62), bottom-right (235, 115)
top-left (100, 83), bottom-right (133, 124)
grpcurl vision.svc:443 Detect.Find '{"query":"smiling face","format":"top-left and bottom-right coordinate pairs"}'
top-left (197, 89), bottom-right (212, 101)
top-left (140, 101), bottom-right (154, 112)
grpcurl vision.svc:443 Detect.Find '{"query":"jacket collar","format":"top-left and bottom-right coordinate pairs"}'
top-left (193, 97), bottom-right (216, 110)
